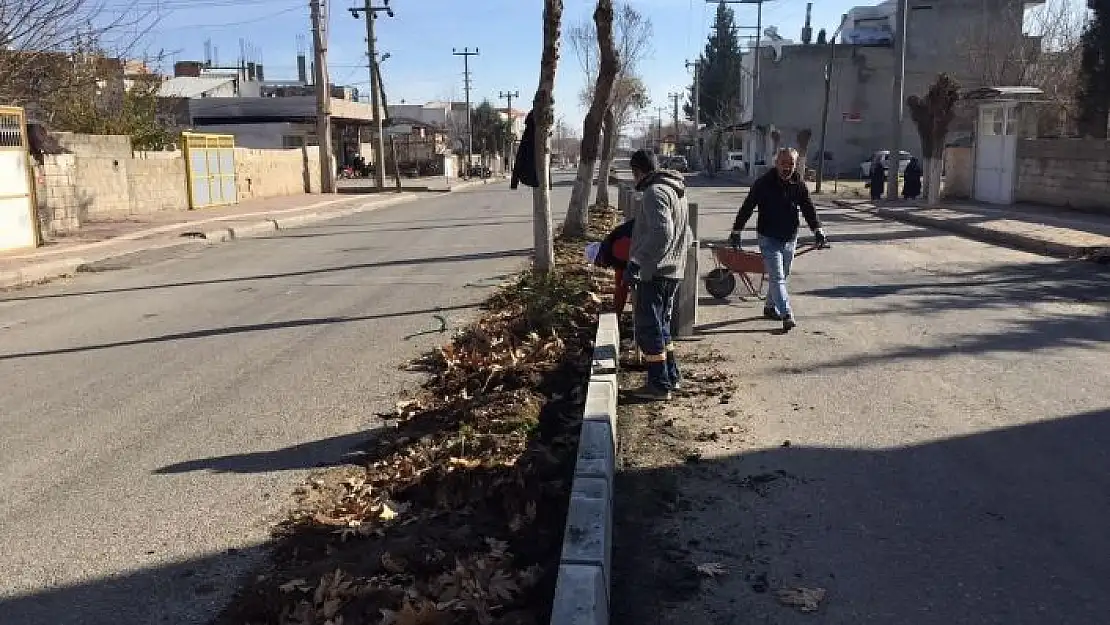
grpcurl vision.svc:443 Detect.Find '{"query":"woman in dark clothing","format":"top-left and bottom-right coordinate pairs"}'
top-left (868, 155), bottom-right (886, 201)
top-left (902, 157), bottom-right (923, 200)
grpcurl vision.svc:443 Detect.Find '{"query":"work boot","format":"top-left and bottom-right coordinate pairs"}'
top-left (782, 314), bottom-right (797, 332)
top-left (666, 351), bottom-right (682, 390)
top-left (630, 362), bottom-right (672, 401)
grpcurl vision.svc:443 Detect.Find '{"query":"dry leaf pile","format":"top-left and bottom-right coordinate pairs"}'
top-left (217, 205), bottom-right (619, 625)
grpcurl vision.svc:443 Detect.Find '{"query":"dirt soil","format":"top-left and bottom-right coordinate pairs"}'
top-left (214, 206), bottom-right (618, 625)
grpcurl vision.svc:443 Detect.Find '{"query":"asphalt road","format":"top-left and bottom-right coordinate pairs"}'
top-left (0, 177), bottom-right (573, 624)
top-left (615, 176), bottom-right (1110, 625)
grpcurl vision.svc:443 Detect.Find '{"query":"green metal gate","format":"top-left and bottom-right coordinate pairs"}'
top-left (182, 132), bottom-right (237, 209)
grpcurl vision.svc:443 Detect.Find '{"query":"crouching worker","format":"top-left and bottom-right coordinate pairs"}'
top-left (625, 149), bottom-right (692, 401)
top-left (593, 219), bottom-right (635, 314)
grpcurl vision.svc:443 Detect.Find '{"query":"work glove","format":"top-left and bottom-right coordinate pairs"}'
top-left (814, 228), bottom-right (829, 248)
top-left (728, 230), bottom-right (744, 249)
top-left (625, 262), bottom-right (642, 289)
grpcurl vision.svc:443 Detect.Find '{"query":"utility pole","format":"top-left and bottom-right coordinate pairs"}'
top-left (815, 23), bottom-right (843, 194)
top-left (499, 89), bottom-right (519, 174)
top-left (350, 0), bottom-right (393, 189)
top-left (668, 92), bottom-right (681, 150)
top-left (887, 0), bottom-right (908, 200)
top-left (655, 106), bottom-right (666, 152)
top-left (310, 0), bottom-right (335, 193)
top-left (452, 47), bottom-right (479, 175)
top-left (685, 59), bottom-right (701, 169)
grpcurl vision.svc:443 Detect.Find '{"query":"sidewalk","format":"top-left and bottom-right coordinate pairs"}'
top-left (833, 198), bottom-right (1110, 262)
top-left (0, 178), bottom-right (493, 289)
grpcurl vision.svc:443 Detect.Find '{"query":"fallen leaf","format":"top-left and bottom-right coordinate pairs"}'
top-left (380, 503), bottom-right (398, 521)
top-left (279, 578), bottom-right (311, 593)
top-left (696, 562), bottom-right (728, 577)
top-left (776, 586), bottom-right (827, 613)
top-left (448, 457), bottom-right (482, 469)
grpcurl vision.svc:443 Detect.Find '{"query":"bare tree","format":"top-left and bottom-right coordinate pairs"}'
top-left (568, 3), bottom-right (652, 208)
top-left (908, 73), bottom-right (961, 206)
top-left (531, 0), bottom-right (563, 273)
top-left (564, 0), bottom-right (617, 238)
top-left (958, 0), bottom-right (1085, 135)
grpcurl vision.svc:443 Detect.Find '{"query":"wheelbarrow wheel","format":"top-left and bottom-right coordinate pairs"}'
top-left (705, 268), bottom-right (737, 300)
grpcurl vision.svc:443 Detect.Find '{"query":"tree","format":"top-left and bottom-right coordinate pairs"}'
top-left (795, 128), bottom-right (812, 175)
top-left (470, 100), bottom-right (511, 164)
top-left (907, 73), bottom-right (960, 205)
top-left (564, 0), bottom-right (618, 238)
top-left (1079, 0), bottom-right (1110, 137)
top-left (567, 2), bottom-right (651, 211)
top-left (961, 0), bottom-right (1085, 136)
top-left (684, 1), bottom-right (744, 129)
top-left (530, 0), bottom-right (563, 273)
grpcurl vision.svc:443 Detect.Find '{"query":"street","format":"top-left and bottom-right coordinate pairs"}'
top-left (0, 180), bottom-right (570, 624)
top-left (613, 178), bottom-right (1110, 624)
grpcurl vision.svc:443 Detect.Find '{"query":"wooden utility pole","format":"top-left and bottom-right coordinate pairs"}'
top-left (887, 0), bottom-right (908, 200)
top-left (350, 0), bottom-right (393, 189)
top-left (310, 0), bottom-right (335, 193)
top-left (499, 89), bottom-right (518, 174)
top-left (668, 92), bottom-right (681, 149)
top-left (453, 47), bottom-right (480, 175)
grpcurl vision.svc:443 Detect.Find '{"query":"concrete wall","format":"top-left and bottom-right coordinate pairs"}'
top-left (236, 148), bottom-right (311, 201)
top-left (34, 133), bottom-right (334, 233)
top-left (50, 132), bottom-right (133, 159)
top-left (753, 0), bottom-right (1028, 175)
top-left (1015, 139), bottom-right (1110, 214)
top-left (943, 146), bottom-right (973, 199)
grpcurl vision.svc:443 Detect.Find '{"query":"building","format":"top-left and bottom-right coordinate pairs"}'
top-left (738, 0), bottom-right (1045, 176)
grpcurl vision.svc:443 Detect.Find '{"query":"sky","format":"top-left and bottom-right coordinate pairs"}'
top-left (123, 0), bottom-right (867, 134)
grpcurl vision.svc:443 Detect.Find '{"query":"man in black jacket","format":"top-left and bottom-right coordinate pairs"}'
top-left (731, 148), bottom-right (828, 332)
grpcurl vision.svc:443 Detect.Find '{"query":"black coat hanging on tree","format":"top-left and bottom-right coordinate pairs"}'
top-left (511, 110), bottom-right (552, 190)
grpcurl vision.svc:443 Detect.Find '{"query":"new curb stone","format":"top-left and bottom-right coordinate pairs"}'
top-left (551, 313), bottom-right (619, 625)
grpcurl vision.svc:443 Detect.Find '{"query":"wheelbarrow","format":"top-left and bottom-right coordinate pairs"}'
top-left (703, 241), bottom-right (828, 300)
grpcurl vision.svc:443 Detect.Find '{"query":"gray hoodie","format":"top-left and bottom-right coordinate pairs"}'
top-left (630, 169), bottom-right (692, 281)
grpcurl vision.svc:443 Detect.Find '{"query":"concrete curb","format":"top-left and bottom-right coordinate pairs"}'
top-left (550, 313), bottom-right (620, 625)
top-left (833, 199), bottom-right (1109, 261)
top-left (0, 193), bottom-right (424, 290)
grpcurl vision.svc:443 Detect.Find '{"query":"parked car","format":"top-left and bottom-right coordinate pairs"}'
top-left (666, 156), bottom-right (689, 172)
top-left (467, 164), bottom-right (492, 178)
top-left (860, 150), bottom-right (913, 178)
top-left (725, 151), bottom-right (747, 173)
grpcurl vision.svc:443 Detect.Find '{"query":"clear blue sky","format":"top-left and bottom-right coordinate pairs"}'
top-left (132, 0), bottom-right (861, 133)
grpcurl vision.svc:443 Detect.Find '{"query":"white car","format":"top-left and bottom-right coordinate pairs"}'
top-left (860, 150), bottom-right (913, 178)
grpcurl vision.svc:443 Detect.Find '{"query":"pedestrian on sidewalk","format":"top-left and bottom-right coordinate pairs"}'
top-left (730, 147), bottom-right (827, 332)
top-left (625, 149), bottom-right (692, 401)
top-left (903, 156), bottom-right (923, 200)
top-left (868, 154), bottom-right (886, 201)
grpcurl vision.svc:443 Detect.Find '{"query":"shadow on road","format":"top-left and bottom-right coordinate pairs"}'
top-left (0, 248), bottom-right (533, 304)
top-left (0, 302), bottom-right (478, 361)
top-left (153, 431), bottom-right (378, 474)
top-left (613, 406), bottom-right (1110, 625)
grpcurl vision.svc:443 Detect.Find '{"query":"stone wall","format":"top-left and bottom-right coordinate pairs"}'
top-left (1015, 139), bottom-right (1110, 214)
top-left (236, 148), bottom-right (310, 201)
top-left (34, 154), bottom-right (82, 233)
top-left (127, 158), bottom-right (189, 213)
top-left (51, 132), bottom-right (132, 159)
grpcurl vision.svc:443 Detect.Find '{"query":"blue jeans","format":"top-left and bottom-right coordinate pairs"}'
top-left (759, 235), bottom-right (796, 318)
top-left (634, 278), bottom-right (680, 388)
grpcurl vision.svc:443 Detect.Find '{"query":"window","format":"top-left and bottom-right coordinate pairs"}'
top-left (980, 108), bottom-right (1000, 136)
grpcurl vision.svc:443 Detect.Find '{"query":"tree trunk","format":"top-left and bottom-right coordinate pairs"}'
top-left (563, 0), bottom-right (618, 238)
top-left (596, 108), bottom-right (617, 208)
top-left (925, 156), bottom-right (943, 206)
top-left (531, 0), bottom-right (563, 273)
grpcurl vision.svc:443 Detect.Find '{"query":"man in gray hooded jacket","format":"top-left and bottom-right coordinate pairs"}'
top-left (625, 150), bottom-right (692, 400)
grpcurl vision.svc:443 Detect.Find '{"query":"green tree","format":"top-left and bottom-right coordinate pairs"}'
top-left (1078, 0), bottom-right (1110, 137)
top-left (470, 100), bottom-right (511, 160)
top-left (685, 1), bottom-right (744, 127)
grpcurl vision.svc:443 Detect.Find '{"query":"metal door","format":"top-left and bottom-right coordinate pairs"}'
top-left (0, 106), bottom-right (39, 251)
top-left (182, 132), bottom-right (237, 209)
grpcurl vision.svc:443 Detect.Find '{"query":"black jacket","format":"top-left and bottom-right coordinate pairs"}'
top-left (511, 111), bottom-right (538, 189)
top-left (733, 168), bottom-right (822, 242)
